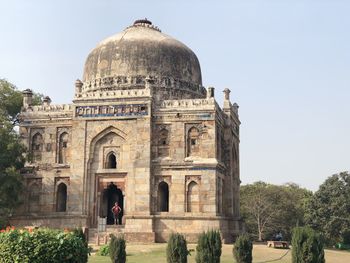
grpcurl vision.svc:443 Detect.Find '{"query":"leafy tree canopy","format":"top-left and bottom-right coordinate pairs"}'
top-left (240, 182), bottom-right (312, 241)
top-left (0, 79), bottom-right (42, 125)
top-left (0, 80), bottom-right (22, 124)
top-left (0, 79), bottom-right (42, 227)
top-left (305, 171), bottom-right (350, 245)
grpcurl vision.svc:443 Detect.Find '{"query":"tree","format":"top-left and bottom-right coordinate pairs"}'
top-left (272, 183), bottom-right (313, 240)
top-left (0, 79), bottom-right (42, 125)
top-left (240, 182), bottom-right (312, 241)
top-left (305, 172), bottom-right (350, 246)
top-left (0, 79), bottom-right (41, 227)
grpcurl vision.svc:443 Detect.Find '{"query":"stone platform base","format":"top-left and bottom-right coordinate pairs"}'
top-left (10, 214), bottom-right (243, 244)
top-left (88, 226), bottom-right (155, 244)
top-left (152, 215), bottom-right (242, 244)
top-left (155, 231), bottom-right (236, 244)
top-left (10, 214), bottom-right (88, 229)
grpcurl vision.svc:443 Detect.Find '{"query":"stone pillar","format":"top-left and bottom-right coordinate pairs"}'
top-left (223, 88), bottom-right (230, 100)
top-left (145, 76), bottom-right (155, 99)
top-left (207, 87), bottom-right (215, 98)
top-left (43, 96), bottom-right (51, 106)
top-left (223, 88), bottom-right (231, 110)
top-left (22, 89), bottom-right (33, 108)
top-left (75, 79), bottom-right (83, 96)
top-left (122, 194), bottom-right (126, 225)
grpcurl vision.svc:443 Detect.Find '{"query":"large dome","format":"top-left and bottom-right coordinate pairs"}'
top-left (82, 19), bottom-right (202, 87)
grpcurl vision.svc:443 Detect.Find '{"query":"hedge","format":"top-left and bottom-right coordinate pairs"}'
top-left (0, 227), bottom-right (90, 263)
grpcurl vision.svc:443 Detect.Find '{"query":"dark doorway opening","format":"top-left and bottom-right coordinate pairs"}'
top-left (101, 183), bottom-right (124, 225)
top-left (158, 182), bottom-right (169, 212)
top-left (56, 183), bottom-right (67, 212)
top-left (106, 153), bottom-right (117, 169)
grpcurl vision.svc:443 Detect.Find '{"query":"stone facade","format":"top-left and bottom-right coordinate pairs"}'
top-left (12, 19), bottom-right (243, 243)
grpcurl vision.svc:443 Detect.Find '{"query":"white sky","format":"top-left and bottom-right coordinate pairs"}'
top-left (0, 0), bottom-right (349, 191)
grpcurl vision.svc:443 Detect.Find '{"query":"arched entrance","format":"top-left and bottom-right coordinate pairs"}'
top-left (56, 183), bottom-right (67, 212)
top-left (100, 183), bottom-right (124, 225)
top-left (158, 181), bottom-right (169, 212)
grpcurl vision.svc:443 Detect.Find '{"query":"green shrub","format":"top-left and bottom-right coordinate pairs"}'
top-left (291, 227), bottom-right (325, 263)
top-left (72, 228), bottom-right (89, 262)
top-left (97, 244), bottom-right (110, 256)
top-left (166, 233), bottom-right (189, 263)
top-left (341, 230), bottom-right (350, 245)
top-left (109, 234), bottom-right (126, 263)
top-left (73, 228), bottom-right (87, 244)
top-left (233, 234), bottom-right (253, 263)
top-left (0, 228), bottom-right (90, 263)
top-left (336, 243), bottom-right (350, 250)
top-left (195, 230), bottom-right (222, 263)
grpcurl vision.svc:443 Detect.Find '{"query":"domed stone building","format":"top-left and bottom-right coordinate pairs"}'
top-left (13, 19), bottom-right (243, 243)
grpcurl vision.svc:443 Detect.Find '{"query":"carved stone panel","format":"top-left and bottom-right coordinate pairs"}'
top-left (26, 178), bottom-right (42, 213)
top-left (56, 127), bottom-right (71, 164)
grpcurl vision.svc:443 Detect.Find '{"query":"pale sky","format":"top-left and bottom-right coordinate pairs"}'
top-left (1, 0), bottom-right (349, 191)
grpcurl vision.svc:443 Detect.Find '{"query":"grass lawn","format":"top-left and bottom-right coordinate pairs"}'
top-left (89, 243), bottom-right (350, 263)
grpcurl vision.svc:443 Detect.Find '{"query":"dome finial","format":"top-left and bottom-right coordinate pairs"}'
top-left (129, 18), bottom-right (161, 32)
top-left (134, 18), bottom-right (152, 25)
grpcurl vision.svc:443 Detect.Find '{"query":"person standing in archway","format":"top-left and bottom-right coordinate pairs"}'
top-left (111, 202), bottom-right (122, 225)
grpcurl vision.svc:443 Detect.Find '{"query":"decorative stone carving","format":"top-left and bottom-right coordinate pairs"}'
top-left (27, 178), bottom-right (42, 213)
top-left (185, 175), bottom-right (201, 186)
top-left (160, 98), bottom-right (214, 109)
top-left (57, 127), bottom-right (71, 164)
top-left (155, 175), bottom-right (172, 186)
top-left (185, 123), bottom-right (206, 135)
top-left (77, 75), bottom-right (206, 100)
top-left (75, 104), bottom-right (148, 118)
top-left (30, 128), bottom-right (44, 163)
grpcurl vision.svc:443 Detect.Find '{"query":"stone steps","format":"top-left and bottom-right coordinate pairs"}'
top-left (88, 225), bottom-right (125, 245)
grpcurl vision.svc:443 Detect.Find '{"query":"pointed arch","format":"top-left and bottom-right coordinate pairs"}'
top-left (158, 181), bottom-right (169, 212)
top-left (158, 128), bottom-right (170, 157)
top-left (31, 133), bottom-right (43, 162)
top-left (28, 182), bottom-right (41, 213)
top-left (58, 132), bottom-right (69, 164)
top-left (88, 126), bottom-right (126, 162)
top-left (105, 152), bottom-right (117, 169)
top-left (85, 126), bottom-right (127, 224)
top-left (56, 183), bottom-right (67, 212)
top-left (187, 181), bottom-right (199, 212)
top-left (187, 126), bottom-right (200, 157)
top-left (159, 128), bottom-right (169, 146)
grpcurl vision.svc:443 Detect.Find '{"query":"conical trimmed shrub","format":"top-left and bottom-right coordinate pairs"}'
top-left (195, 230), bottom-right (222, 263)
top-left (109, 234), bottom-right (126, 263)
top-left (292, 227), bottom-right (325, 263)
top-left (233, 234), bottom-right (253, 263)
top-left (166, 232), bottom-right (189, 263)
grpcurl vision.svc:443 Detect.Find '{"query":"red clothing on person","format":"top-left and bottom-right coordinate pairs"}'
top-left (112, 204), bottom-right (121, 215)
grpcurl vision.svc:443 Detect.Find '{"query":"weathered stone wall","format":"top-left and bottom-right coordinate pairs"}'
top-left (13, 91), bottom-right (241, 241)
